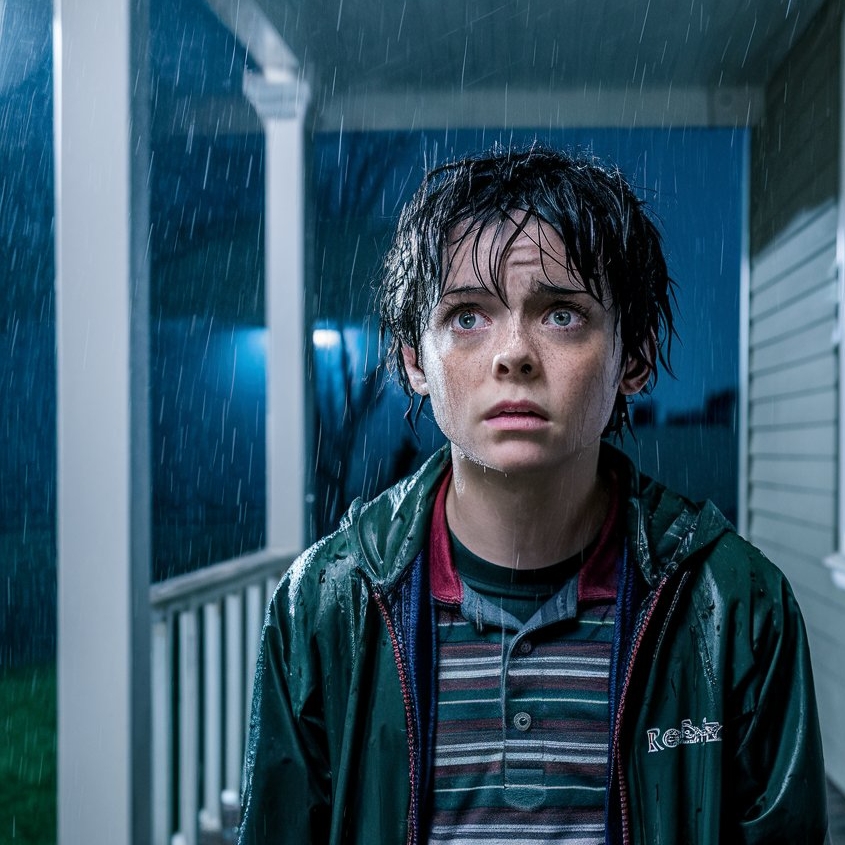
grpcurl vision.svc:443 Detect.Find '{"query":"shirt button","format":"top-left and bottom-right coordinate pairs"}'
top-left (513, 711), bottom-right (532, 731)
top-left (517, 640), bottom-right (532, 655)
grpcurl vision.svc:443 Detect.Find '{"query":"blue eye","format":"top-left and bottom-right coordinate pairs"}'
top-left (550, 309), bottom-right (573, 327)
top-left (455, 311), bottom-right (478, 329)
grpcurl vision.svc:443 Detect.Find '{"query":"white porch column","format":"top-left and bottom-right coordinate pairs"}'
top-left (54, 1), bottom-right (151, 843)
top-left (243, 72), bottom-right (310, 554)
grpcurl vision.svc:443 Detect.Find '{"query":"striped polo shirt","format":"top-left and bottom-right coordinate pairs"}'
top-left (427, 470), bottom-right (621, 845)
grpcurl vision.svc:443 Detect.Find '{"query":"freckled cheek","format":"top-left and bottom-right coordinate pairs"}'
top-left (558, 354), bottom-right (618, 410)
top-left (424, 358), bottom-right (481, 432)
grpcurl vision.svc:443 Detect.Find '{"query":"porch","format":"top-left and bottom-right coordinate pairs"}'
top-left (49, 0), bottom-right (845, 843)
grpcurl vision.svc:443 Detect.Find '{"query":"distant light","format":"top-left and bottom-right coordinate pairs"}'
top-left (313, 328), bottom-right (341, 350)
top-left (230, 328), bottom-right (267, 391)
top-left (239, 327), bottom-right (267, 358)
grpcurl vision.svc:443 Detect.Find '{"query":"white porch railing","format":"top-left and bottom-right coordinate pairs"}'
top-left (150, 548), bottom-right (296, 845)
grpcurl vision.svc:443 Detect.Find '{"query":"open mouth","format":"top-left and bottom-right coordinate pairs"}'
top-left (487, 402), bottom-right (548, 420)
top-left (485, 404), bottom-right (549, 428)
top-left (496, 410), bottom-right (543, 417)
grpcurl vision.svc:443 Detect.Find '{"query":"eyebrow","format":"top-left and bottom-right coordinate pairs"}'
top-left (532, 279), bottom-right (592, 297)
top-left (440, 280), bottom-right (591, 298)
top-left (438, 284), bottom-right (496, 299)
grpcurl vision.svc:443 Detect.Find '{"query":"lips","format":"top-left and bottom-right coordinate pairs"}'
top-left (486, 401), bottom-right (548, 419)
top-left (484, 401), bottom-right (549, 429)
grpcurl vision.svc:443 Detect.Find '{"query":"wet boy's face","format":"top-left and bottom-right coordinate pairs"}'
top-left (402, 215), bottom-right (649, 478)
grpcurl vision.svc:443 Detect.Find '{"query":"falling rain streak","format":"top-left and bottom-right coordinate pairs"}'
top-left (3, 0), bottom-right (844, 841)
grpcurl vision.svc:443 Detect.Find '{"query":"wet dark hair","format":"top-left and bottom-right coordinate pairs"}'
top-left (378, 144), bottom-right (676, 437)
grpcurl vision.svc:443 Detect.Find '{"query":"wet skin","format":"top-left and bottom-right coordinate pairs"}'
top-left (403, 215), bottom-right (647, 480)
top-left (401, 214), bottom-right (650, 568)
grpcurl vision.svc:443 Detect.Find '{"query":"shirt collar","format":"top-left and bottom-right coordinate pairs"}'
top-left (429, 467), bottom-right (462, 603)
top-left (429, 464), bottom-right (621, 605)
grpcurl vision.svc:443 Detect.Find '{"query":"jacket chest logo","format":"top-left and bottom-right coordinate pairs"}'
top-left (646, 718), bottom-right (722, 752)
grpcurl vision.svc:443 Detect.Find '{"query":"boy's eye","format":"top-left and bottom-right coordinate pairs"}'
top-left (549, 308), bottom-right (574, 327)
top-left (453, 310), bottom-right (479, 330)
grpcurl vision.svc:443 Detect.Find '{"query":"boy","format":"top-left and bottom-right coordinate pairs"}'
top-left (239, 147), bottom-right (828, 844)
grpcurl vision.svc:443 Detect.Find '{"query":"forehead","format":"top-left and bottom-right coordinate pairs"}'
top-left (442, 214), bottom-right (580, 294)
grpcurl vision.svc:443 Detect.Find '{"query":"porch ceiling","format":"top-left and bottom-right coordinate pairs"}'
top-left (265, 0), bottom-right (824, 95)
top-left (184, 0), bottom-right (829, 132)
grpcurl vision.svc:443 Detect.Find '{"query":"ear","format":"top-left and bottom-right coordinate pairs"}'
top-left (618, 334), bottom-right (655, 397)
top-left (401, 345), bottom-right (430, 396)
top-left (618, 355), bottom-right (651, 396)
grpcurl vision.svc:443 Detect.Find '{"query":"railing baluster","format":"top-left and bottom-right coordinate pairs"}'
top-left (152, 615), bottom-right (173, 845)
top-left (150, 550), bottom-right (295, 844)
top-left (202, 601), bottom-right (223, 833)
top-left (224, 593), bottom-right (244, 796)
top-left (179, 609), bottom-right (200, 845)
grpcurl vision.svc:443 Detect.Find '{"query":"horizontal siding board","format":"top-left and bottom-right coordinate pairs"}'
top-left (753, 544), bottom-right (845, 640)
top-left (750, 390), bottom-right (836, 428)
top-left (809, 634), bottom-right (845, 682)
top-left (769, 551), bottom-right (845, 618)
top-left (750, 202), bottom-right (838, 288)
top-left (786, 591), bottom-right (845, 661)
top-left (750, 422), bottom-right (836, 457)
top-left (814, 670), bottom-right (845, 793)
top-left (751, 537), bottom-right (831, 571)
top-left (749, 354), bottom-right (836, 401)
top-left (772, 164), bottom-right (838, 232)
top-left (749, 485), bottom-right (835, 529)
top-left (749, 513), bottom-right (833, 561)
top-left (752, 169), bottom-right (838, 255)
top-left (750, 246), bottom-right (835, 318)
top-left (805, 615), bottom-right (845, 677)
top-left (749, 456), bottom-right (836, 492)
top-left (813, 643), bottom-right (845, 698)
top-left (749, 282), bottom-right (838, 346)
top-left (749, 318), bottom-right (836, 372)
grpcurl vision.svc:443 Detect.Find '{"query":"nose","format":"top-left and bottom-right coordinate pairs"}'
top-left (491, 325), bottom-right (538, 378)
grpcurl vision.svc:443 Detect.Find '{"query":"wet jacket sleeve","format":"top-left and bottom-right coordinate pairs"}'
top-left (726, 573), bottom-right (828, 844)
top-left (239, 578), bottom-right (332, 845)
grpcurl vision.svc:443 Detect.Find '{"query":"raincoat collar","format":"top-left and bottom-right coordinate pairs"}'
top-left (343, 441), bottom-right (732, 592)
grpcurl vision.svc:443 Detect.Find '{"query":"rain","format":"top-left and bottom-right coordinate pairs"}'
top-left (1, 0), bottom-right (844, 842)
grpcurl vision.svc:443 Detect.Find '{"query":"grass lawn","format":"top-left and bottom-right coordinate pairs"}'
top-left (0, 663), bottom-right (56, 844)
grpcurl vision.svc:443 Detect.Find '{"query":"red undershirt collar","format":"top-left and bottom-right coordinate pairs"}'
top-left (429, 465), bottom-right (621, 605)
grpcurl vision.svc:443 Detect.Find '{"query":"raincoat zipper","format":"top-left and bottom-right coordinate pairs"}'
top-left (372, 586), bottom-right (419, 845)
top-left (611, 567), bottom-right (691, 845)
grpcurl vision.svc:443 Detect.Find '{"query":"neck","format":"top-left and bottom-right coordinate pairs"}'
top-left (446, 445), bottom-right (609, 570)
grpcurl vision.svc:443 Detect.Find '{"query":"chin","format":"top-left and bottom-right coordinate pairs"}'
top-left (454, 443), bottom-right (581, 477)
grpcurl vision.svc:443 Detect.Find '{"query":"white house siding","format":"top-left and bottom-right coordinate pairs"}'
top-left (746, 0), bottom-right (845, 792)
top-left (750, 0), bottom-right (841, 255)
top-left (747, 201), bottom-right (845, 791)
